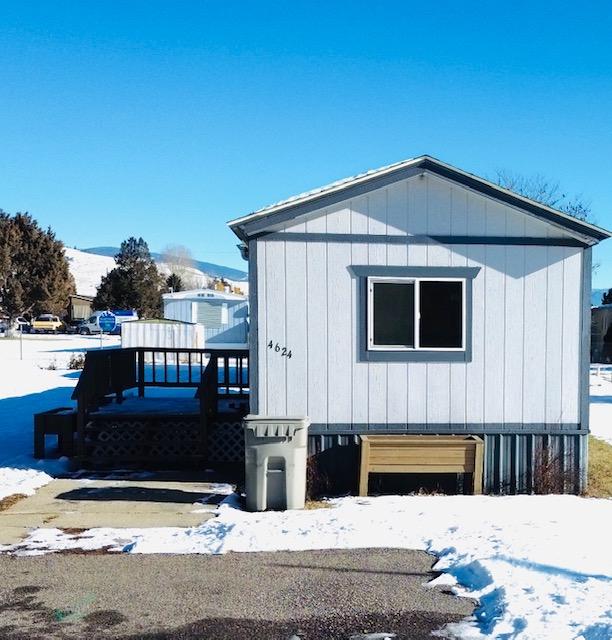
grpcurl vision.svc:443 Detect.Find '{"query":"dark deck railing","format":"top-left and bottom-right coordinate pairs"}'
top-left (71, 346), bottom-right (249, 461)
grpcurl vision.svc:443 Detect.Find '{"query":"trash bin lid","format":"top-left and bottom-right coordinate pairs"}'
top-left (244, 416), bottom-right (310, 438)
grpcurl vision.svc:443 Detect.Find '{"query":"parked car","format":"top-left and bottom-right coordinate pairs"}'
top-left (64, 319), bottom-right (84, 334)
top-left (79, 310), bottom-right (138, 335)
top-left (31, 314), bottom-right (63, 334)
top-left (13, 316), bottom-right (31, 333)
top-left (0, 316), bottom-right (30, 334)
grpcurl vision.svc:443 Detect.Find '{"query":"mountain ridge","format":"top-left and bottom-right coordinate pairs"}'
top-left (81, 246), bottom-right (248, 282)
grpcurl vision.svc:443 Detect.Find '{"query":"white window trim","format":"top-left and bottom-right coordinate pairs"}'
top-left (367, 276), bottom-right (467, 352)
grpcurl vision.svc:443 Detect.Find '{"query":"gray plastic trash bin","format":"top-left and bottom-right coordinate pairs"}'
top-left (244, 415), bottom-right (310, 512)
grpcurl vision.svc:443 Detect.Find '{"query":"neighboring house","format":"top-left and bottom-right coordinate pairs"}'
top-left (162, 288), bottom-right (248, 348)
top-left (591, 305), bottom-right (612, 363)
top-left (68, 294), bottom-right (94, 321)
top-left (229, 155), bottom-right (611, 493)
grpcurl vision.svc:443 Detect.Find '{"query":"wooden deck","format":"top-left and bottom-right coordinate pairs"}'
top-left (91, 397), bottom-right (201, 417)
top-left (71, 347), bottom-right (249, 468)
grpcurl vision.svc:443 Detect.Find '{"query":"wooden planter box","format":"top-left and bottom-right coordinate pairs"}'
top-left (359, 434), bottom-right (484, 496)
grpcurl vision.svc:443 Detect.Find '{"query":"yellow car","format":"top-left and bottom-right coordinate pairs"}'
top-left (31, 314), bottom-right (64, 334)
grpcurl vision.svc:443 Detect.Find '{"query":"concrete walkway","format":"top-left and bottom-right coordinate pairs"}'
top-left (0, 479), bottom-right (224, 545)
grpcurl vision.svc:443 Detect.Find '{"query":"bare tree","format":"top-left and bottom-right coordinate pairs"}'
top-left (495, 169), bottom-right (592, 222)
top-left (160, 244), bottom-right (199, 289)
top-left (495, 169), bottom-right (598, 270)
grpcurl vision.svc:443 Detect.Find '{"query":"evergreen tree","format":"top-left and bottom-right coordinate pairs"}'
top-left (93, 237), bottom-right (164, 318)
top-left (166, 272), bottom-right (184, 293)
top-left (602, 289), bottom-right (612, 305)
top-left (0, 211), bottom-right (75, 321)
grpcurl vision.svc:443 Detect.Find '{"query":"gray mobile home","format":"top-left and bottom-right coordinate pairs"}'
top-left (229, 156), bottom-right (610, 493)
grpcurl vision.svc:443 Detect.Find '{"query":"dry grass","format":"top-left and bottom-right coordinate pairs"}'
top-left (60, 527), bottom-right (88, 536)
top-left (304, 500), bottom-right (331, 510)
top-left (587, 435), bottom-right (612, 498)
top-left (0, 493), bottom-right (27, 512)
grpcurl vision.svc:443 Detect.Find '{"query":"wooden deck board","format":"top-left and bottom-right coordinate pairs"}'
top-left (91, 397), bottom-right (200, 417)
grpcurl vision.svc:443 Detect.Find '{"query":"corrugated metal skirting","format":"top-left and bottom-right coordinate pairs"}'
top-left (307, 432), bottom-right (588, 495)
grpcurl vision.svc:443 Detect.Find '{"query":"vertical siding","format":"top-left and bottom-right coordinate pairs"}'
top-left (367, 189), bottom-right (388, 427)
top-left (465, 194), bottom-right (486, 427)
top-left (425, 177), bottom-right (451, 425)
top-left (203, 300), bottom-right (249, 344)
top-left (327, 206), bottom-right (353, 425)
top-left (305, 215), bottom-right (328, 424)
top-left (264, 241), bottom-right (287, 415)
top-left (350, 197), bottom-right (370, 428)
top-left (386, 183), bottom-right (409, 426)
top-left (545, 247), bottom-right (564, 424)
top-left (406, 177), bottom-right (428, 425)
top-left (285, 222), bottom-right (308, 416)
top-left (449, 187), bottom-right (468, 429)
top-left (256, 241), bottom-right (267, 414)
top-left (248, 240), bottom-right (259, 414)
top-left (254, 172), bottom-right (584, 430)
top-left (164, 298), bottom-right (248, 344)
top-left (564, 248), bottom-right (583, 424)
top-left (523, 247), bottom-right (548, 423)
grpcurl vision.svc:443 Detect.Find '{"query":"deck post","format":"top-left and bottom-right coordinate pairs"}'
top-left (137, 350), bottom-right (145, 398)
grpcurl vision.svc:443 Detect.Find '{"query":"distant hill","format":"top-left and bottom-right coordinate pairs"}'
top-left (64, 247), bottom-right (115, 297)
top-left (81, 246), bottom-right (248, 282)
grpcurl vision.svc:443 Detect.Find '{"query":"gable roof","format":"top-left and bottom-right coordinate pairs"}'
top-left (228, 155), bottom-right (611, 244)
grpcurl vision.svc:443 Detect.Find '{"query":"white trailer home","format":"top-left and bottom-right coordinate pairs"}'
top-left (162, 288), bottom-right (248, 348)
top-left (229, 156), bottom-right (610, 493)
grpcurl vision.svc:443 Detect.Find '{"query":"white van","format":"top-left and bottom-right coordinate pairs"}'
top-left (79, 310), bottom-right (138, 335)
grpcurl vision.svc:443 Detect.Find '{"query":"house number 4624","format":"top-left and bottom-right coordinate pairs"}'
top-left (268, 341), bottom-right (292, 358)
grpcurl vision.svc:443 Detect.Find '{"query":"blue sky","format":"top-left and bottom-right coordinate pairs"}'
top-left (1, 2), bottom-right (611, 289)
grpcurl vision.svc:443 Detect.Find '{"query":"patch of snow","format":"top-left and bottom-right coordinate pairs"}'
top-left (589, 369), bottom-right (612, 445)
top-left (3, 494), bottom-right (611, 639)
top-left (0, 468), bottom-right (52, 501)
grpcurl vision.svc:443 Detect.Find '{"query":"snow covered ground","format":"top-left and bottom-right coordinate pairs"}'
top-left (0, 334), bottom-right (119, 481)
top-left (0, 338), bottom-right (611, 639)
top-left (4, 494), bottom-right (611, 639)
top-left (590, 368), bottom-right (612, 445)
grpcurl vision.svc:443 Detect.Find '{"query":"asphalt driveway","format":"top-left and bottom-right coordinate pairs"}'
top-left (0, 548), bottom-right (474, 639)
